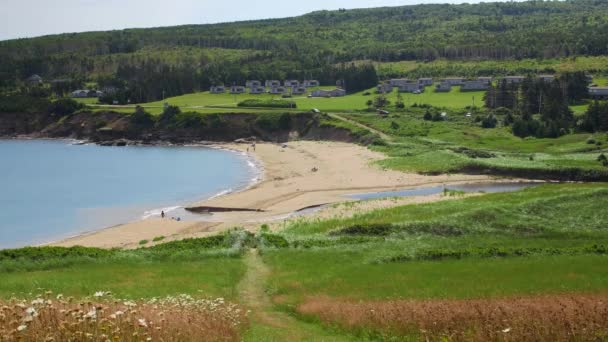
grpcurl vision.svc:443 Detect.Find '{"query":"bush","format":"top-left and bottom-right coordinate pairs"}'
top-left (48, 98), bottom-right (85, 116)
top-left (238, 99), bottom-right (296, 108)
top-left (481, 114), bottom-right (498, 128)
top-left (259, 234), bottom-right (289, 248)
top-left (330, 223), bottom-right (394, 236)
top-left (130, 106), bottom-right (154, 127)
top-left (423, 111), bottom-right (433, 121)
top-left (0, 94), bottom-right (51, 113)
top-left (587, 138), bottom-right (597, 144)
top-left (255, 113), bottom-right (291, 131)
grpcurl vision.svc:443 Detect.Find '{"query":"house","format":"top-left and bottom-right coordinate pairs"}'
top-left (230, 86), bottom-right (246, 94)
top-left (246, 80), bottom-right (262, 88)
top-left (284, 80), bottom-right (300, 87)
top-left (71, 90), bottom-right (89, 98)
top-left (376, 83), bottom-right (393, 94)
top-left (461, 80), bottom-right (489, 91)
top-left (442, 77), bottom-right (465, 86)
top-left (477, 77), bottom-right (493, 85)
top-left (269, 86), bottom-right (286, 94)
top-left (26, 74), bottom-right (43, 85)
top-left (504, 76), bottom-right (525, 84)
top-left (210, 86), bottom-right (226, 94)
top-left (249, 86), bottom-right (266, 94)
top-left (538, 75), bottom-right (555, 82)
top-left (303, 80), bottom-right (320, 87)
top-left (397, 82), bottom-right (422, 93)
top-left (291, 86), bottom-right (307, 95)
top-left (588, 87), bottom-right (608, 98)
top-left (71, 89), bottom-right (103, 98)
top-left (265, 80), bottom-right (281, 88)
top-left (310, 88), bottom-right (346, 97)
top-left (389, 79), bottom-right (412, 87)
top-left (435, 82), bottom-right (452, 92)
top-left (418, 78), bottom-right (433, 86)
top-left (101, 86), bottom-right (118, 94)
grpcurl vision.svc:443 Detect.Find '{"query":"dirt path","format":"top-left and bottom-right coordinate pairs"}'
top-left (239, 249), bottom-right (353, 341)
top-left (329, 112), bottom-right (393, 142)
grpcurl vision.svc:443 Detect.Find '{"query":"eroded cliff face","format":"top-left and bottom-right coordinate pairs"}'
top-left (0, 111), bottom-right (372, 145)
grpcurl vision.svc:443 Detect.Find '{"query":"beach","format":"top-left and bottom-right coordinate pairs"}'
top-left (52, 141), bottom-right (493, 248)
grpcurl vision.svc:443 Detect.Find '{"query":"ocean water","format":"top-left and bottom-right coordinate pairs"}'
top-left (0, 139), bottom-right (257, 249)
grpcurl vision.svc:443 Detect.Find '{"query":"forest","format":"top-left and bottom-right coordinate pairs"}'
top-left (2, 0), bottom-right (608, 99)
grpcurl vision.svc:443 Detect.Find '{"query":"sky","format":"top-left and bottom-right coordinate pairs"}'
top-left (0, 0), bottom-right (520, 41)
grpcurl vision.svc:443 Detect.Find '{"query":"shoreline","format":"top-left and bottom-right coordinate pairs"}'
top-left (49, 140), bottom-right (501, 249)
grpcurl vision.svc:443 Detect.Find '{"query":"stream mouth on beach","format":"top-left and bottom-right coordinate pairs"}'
top-left (0, 139), bottom-right (258, 249)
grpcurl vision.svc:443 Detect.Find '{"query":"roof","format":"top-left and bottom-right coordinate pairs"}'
top-left (589, 86), bottom-right (608, 90)
top-left (505, 76), bottom-right (525, 78)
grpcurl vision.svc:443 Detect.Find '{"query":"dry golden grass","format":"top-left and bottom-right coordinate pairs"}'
top-left (0, 292), bottom-right (247, 341)
top-left (298, 293), bottom-right (608, 341)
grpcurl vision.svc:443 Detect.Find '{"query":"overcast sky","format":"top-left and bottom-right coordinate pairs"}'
top-left (0, 0), bottom-right (520, 41)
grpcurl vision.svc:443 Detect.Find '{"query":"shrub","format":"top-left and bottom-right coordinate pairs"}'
top-left (48, 98), bottom-right (85, 116)
top-left (587, 138), bottom-right (597, 144)
top-left (481, 114), bottom-right (498, 128)
top-left (330, 223), bottom-right (394, 236)
top-left (259, 234), bottom-right (289, 248)
top-left (238, 99), bottom-right (296, 108)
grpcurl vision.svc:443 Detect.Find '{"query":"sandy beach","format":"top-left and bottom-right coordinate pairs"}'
top-left (53, 141), bottom-right (493, 248)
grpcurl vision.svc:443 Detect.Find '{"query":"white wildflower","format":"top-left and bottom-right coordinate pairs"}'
top-left (94, 291), bottom-right (106, 298)
top-left (138, 318), bottom-right (148, 327)
top-left (85, 309), bottom-right (97, 319)
top-left (502, 328), bottom-right (511, 333)
top-left (17, 324), bottom-right (27, 332)
top-left (25, 307), bottom-right (37, 316)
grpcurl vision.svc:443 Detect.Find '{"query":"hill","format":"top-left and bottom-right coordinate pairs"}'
top-left (2, 0), bottom-right (608, 93)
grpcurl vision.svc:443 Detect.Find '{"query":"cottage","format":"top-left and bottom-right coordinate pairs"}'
top-left (210, 86), bottom-right (226, 94)
top-left (418, 78), bottom-right (434, 86)
top-left (397, 82), bottom-right (422, 93)
top-left (588, 87), bottom-right (608, 98)
top-left (284, 80), bottom-right (300, 87)
top-left (389, 79), bottom-right (412, 87)
top-left (477, 77), bottom-right (493, 85)
top-left (26, 74), bottom-right (43, 85)
top-left (249, 86), bottom-right (266, 94)
top-left (230, 86), bottom-right (246, 94)
top-left (443, 77), bottom-right (465, 86)
top-left (270, 86), bottom-right (286, 94)
top-left (71, 90), bottom-right (89, 98)
top-left (246, 80), bottom-right (262, 88)
top-left (376, 83), bottom-right (393, 94)
top-left (461, 80), bottom-right (489, 91)
top-left (504, 76), bottom-right (525, 84)
top-left (303, 80), bottom-right (320, 87)
top-left (310, 88), bottom-right (346, 98)
top-left (435, 82), bottom-right (452, 92)
top-left (538, 75), bottom-right (555, 82)
top-left (265, 80), bottom-right (281, 88)
top-left (291, 86), bottom-right (307, 95)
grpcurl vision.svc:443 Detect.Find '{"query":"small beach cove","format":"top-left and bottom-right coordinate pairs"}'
top-left (0, 139), bottom-right (258, 249)
top-left (51, 141), bottom-right (523, 249)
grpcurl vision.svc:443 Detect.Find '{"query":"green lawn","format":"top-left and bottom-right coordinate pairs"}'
top-left (263, 183), bottom-right (608, 305)
top-left (0, 258), bottom-right (245, 300)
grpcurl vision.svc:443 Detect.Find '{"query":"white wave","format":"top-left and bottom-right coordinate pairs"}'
top-left (208, 188), bottom-right (233, 200)
top-left (141, 205), bottom-right (181, 219)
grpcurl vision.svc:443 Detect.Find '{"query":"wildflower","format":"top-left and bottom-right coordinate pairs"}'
top-left (25, 307), bottom-right (38, 317)
top-left (56, 294), bottom-right (64, 300)
top-left (138, 318), bottom-right (148, 327)
top-left (31, 298), bottom-right (44, 306)
top-left (17, 325), bottom-right (27, 332)
top-left (94, 291), bottom-right (106, 298)
top-left (85, 309), bottom-right (97, 319)
top-left (502, 328), bottom-right (511, 333)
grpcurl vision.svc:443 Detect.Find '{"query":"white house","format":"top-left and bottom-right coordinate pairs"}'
top-left (292, 86), bottom-right (307, 95)
top-left (477, 76), bottom-right (493, 85)
top-left (284, 80), bottom-right (300, 87)
top-left (230, 86), bottom-right (246, 94)
top-left (270, 86), bottom-right (286, 94)
top-left (389, 79), bottom-right (412, 87)
top-left (397, 82), bottom-right (422, 93)
top-left (310, 88), bottom-right (346, 97)
top-left (265, 80), bottom-right (281, 88)
top-left (246, 80), bottom-right (262, 88)
top-left (303, 80), bottom-right (320, 87)
top-left (442, 77), bottom-right (465, 85)
top-left (504, 76), bottom-right (525, 84)
top-left (589, 87), bottom-right (608, 98)
top-left (250, 86), bottom-right (266, 94)
top-left (461, 80), bottom-right (489, 91)
top-left (26, 74), bottom-right (43, 85)
top-left (418, 78), bottom-right (433, 86)
top-left (435, 82), bottom-right (452, 92)
top-left (210, 86), bottom-right (226, 94)
top-left (376, 83), bottom-right (393, 94)
top-left (538, 75), bottom-right (555, 82)
top-left (71, 90), bottom-right (89, 98)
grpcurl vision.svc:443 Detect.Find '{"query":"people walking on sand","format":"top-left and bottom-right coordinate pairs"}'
top-left (161, 210), bottom-right (165, 219)
top-left (252, 143), bottom-right (256, 151)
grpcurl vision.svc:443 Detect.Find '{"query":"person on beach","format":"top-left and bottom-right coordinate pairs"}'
top-left (252, 143), bottom-right (256, 151)
top-left (161, 210), bottom-right (165, 219)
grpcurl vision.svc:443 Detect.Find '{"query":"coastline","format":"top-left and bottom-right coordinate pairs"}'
top-left (50, 140), bottom-right (498, 249)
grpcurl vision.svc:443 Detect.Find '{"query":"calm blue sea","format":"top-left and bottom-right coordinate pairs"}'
top-left (0, 139), bottom-right (257, 249)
